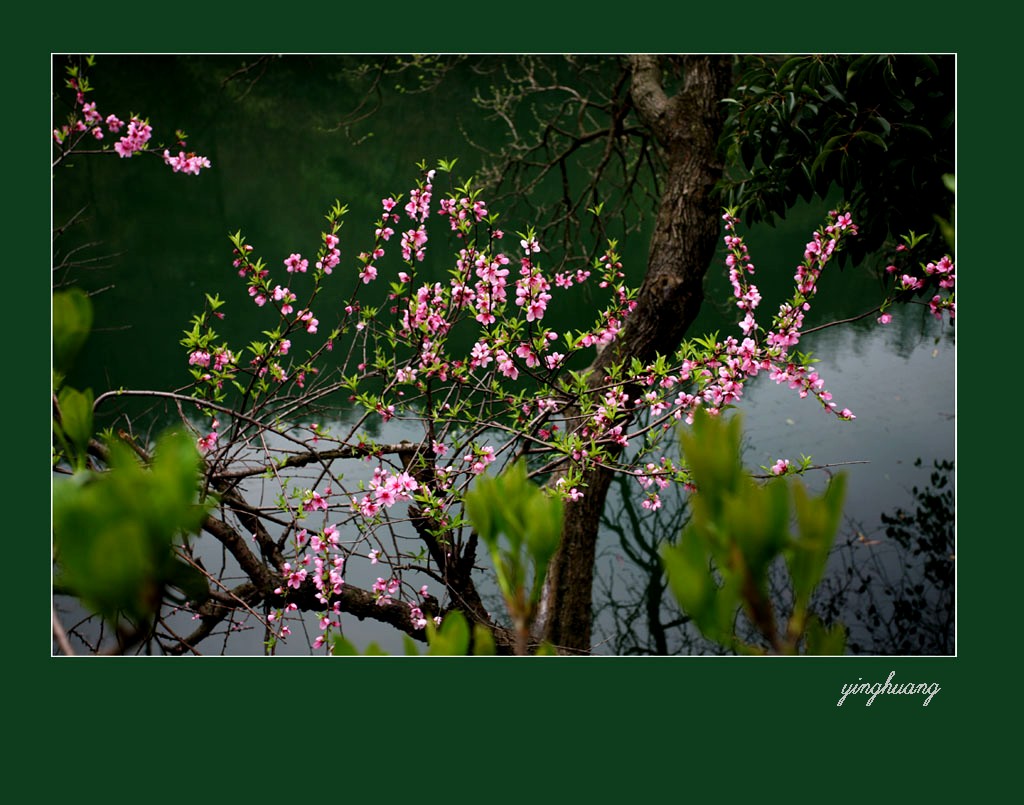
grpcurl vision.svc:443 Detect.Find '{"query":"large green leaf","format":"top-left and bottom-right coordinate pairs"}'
top-left (52, 288), bottom-right (93, 377)
top-left (55, 386), bottom-right (94, 464)
top-left (426, 610), bottom-right (471, 655)
top-left (53, 428), bottom-right (212, 624)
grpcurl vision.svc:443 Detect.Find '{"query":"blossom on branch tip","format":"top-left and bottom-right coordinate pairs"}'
top-left (163, 150), bottom-right (211, 175)
top-left (284, 253), bottom-right (308, 274)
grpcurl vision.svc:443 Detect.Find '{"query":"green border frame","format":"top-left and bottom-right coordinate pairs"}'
top-left (21, 2), bottom-right (999, 794)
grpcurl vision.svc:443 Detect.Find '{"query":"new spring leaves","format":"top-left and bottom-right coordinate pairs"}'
top-left (464, 460), bottom-right (562, 631)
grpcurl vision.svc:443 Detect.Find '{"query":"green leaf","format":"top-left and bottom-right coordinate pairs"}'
top-left (53, 427), bottom-right (212, 624)
top-left (810, 135), bottom-right (846, 176)
top-left (426, 610), bottom-right (471, 655)
top-left (52, 288), bottom-right (93, 376)
top-left (463, 474), bottom-right (497, 543)
top-left (56, 386), bottom-right (94, 462)
top-left (661, 531), bottom-right (730, 644)
top-left (804, 616), bottom-right (847, 655)
top-left (822, 83), bottom-right (845, 103)
top-left (787, 474), bottom-right (847, 611)
top-left (464, 459), bottom-right (564, 618)
top-left (852, 130), bottom-right (888, 151)
top-left (332, 635), bottom-right (363, 655)
top-left (472, 624), bottom-right (497, 656)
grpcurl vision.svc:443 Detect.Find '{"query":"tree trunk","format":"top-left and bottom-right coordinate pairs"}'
top-left (539, 55), bottom-right (734, 653)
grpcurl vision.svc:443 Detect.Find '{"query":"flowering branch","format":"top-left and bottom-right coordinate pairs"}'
top-left (52, 57), bottom-right (210, 175)
top-left (154, 157), bottom-right (932, 655)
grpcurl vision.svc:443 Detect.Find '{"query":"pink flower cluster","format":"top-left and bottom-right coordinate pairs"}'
top-left (188, 165), bottom-right (913, 653)
top-left (636, 461), bottom-right (671, 510)
top-left (302, 486), bottom-right (330, 514)
top-left (577, 252), bottom-right (634, 349)
top-left (54, 70), bottom-right (210, 175)
top-left (402, 282), bottom-right (450, 337)
top-left (439, 194), bottom-right (489, 231)
top-left (284, 253), bottom-right (308, 274)
top-left (352, 467), bottom-right (420, 518)
top-left (464, 445), bottom-right (497, 475)
top-left (188, 346), bottom-right (236, 393)
top-left (372, 576), bottom-right (401, 606)
top-left (189, 348), bottom-right (234, 371)
top-left (515, 259), bottom-right (553, 323)
top-left (471, 249), bottom-right (511, 326)
top-left (163, 150), bottom-right (211, 174)
top-left (883, 253), bottom-right (955, 323)
top-left (710, 210), bottom-right (859, 421)
top-left (113, 117), bottom-right (153, 158)
top-left (317, 233), bottom-right (341, 274)
top-left (196, 418), bottom-right (220, 453)
top-left (401, 226), bottom-right (429, 262)
top-left (269, 522), bottom-right (348, 651)
top-left (404, 169), bottom-right (435, 222)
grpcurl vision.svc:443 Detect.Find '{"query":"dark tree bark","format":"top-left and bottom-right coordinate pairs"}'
top-left (539, 55), bottom-right (734, 653)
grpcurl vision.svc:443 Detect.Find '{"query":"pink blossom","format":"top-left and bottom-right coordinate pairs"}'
top-left (283, 563), bottom-right (307, 590)
top-left (163, 150), bottom-right (211, 175)
top-left (375, 485), bottom-right (398, 507)
top-left (113, 117), bottom-right (152, 158)
top-left (273, 286), bottom-right (295, 315)
top-left (197, 431), bottom-right (219, 453)
top-left (284, 253), bottom-right (309, 273)
top-left (401, 226), bottom-right (429, 261)
top-left (641, 494), bottom-right (662, 511)
top-left (545, 352), bottom-right (565, 369)
top-left (298, 310), bottom-right (319, 334)
top-left (356, 495), bottom-right (380, 518)
top-left (496, 350), bottom-right (518, 380)
top-left (470, 340), bottom-right (493, 368)
top-left (306, 489), bottom-right (328, 512)
top-left (466, 445), bottom-right (497, 474)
